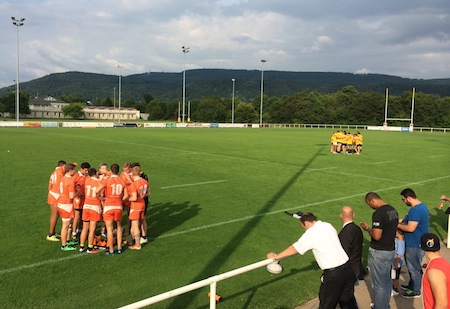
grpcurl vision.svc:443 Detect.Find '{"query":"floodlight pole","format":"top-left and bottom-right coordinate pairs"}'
top-left (410, 87), bottom-right (415, 132)
top-left (12, 17), bottom-right (25, 123)
top-left (383, 87), bottom-right (389, 130)
top-left (113, 87), bottom-right (116, 122)
top-left (117, 64), bottom-right (124, 124)
top-left (231, 79), bottom-right (235, 124)
top-left (182, 46), bottom-right (190, 123)
top-left (260, 60), bottom-right (267, 126)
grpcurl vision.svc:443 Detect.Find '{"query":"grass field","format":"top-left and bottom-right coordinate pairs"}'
top-left (0, 127), bottom-right (449, 309)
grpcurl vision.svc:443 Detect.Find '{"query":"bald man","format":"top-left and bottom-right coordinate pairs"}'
top-left (339, 206), bottom-right (364, 281)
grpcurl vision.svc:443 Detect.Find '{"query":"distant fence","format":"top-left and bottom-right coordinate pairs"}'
top-left (0, 121), bottom-right (448, 133)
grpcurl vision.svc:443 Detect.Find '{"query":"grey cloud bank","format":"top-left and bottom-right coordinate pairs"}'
top-left (1, 0), bottom-right (449, 88)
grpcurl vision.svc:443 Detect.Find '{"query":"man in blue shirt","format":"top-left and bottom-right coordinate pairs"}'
top-left (397, 188), bottom-right (429, 298)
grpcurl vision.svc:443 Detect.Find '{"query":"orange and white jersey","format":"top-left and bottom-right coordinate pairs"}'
top-left (120, 171), bottom-right (133, 188)
top-left (73, 171), bottom-right (87, 197)
top-left (49, 166), bottom-right (64, 194)
top-left (102, 175), bottom-right (126, 208)
top-left (84, 176), bottom-right (102, 207)
top-left (58, 175), bottom-right (75, 205)
top-left (129, 177), bottom-right (149, 209)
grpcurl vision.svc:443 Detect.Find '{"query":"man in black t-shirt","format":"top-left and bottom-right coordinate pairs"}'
top-left (360, 192), bottom-right (398, 309)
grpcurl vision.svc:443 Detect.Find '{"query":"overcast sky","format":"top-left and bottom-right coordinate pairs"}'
top-left (1, 0), bottom-right (449, 88)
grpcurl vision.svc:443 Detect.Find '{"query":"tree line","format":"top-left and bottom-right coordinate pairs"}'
top-left (1, 85), bottom-right (449, 127)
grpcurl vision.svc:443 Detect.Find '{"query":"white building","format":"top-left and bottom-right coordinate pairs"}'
top-left (26, 96), bottom-right (140, 120)
top-left (27, 96), bottom-right (69, 118)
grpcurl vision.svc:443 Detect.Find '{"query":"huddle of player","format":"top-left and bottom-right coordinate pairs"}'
top-left (330, 131), bottom-right (363, 155)
top-left (46, 161), bottom-right (150, 255)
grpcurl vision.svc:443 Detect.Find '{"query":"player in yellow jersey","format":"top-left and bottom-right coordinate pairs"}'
top-left (353, 132), bottom-right (363, 155)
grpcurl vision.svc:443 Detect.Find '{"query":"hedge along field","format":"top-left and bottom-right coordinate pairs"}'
top-left (0, 127), bottom-right (448, 309)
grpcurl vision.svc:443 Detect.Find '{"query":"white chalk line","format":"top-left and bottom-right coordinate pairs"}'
top-left (369, 160), bottom-right (396, 165)
top-left (2, 173), bottom-right (449, 276)
top-left (161, 180), bottom-right (226, 189)
top-left (313, 170), bottom-right (404, 184)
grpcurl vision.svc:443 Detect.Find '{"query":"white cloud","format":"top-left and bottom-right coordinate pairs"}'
top-left (0, 0), bottom-right (449, 88)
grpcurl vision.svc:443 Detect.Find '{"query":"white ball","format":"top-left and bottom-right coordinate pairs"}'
top-left (267, 262), bottom-right (283, 274)
top-left (7, 150), bottom-right (10, 152)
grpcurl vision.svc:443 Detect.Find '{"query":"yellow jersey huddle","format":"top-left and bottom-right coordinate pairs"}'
top-left (330, 131), bottom-right (363, 155)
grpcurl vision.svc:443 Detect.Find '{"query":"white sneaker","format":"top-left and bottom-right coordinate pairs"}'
top-left (140, 237), bottom-right (148, 244)
top-left (391, 289), bottom-right (399, 296)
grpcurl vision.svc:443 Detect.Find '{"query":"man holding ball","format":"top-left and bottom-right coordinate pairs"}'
top-left (267, 212), bottom-right (358, 309)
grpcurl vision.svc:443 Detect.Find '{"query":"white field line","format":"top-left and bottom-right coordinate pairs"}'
top-left (2, 174), bottom-right (449, 276)
top-left (313, 170), bottom-right (405, 183)
top-left (429, 155), bottom-right (446, 158)
top-left (0, 254), bottom-right (86, 275)
top-left (161, 180), bottom-right (226, 189)
top-left (369, 160), bottom-right (396, 165)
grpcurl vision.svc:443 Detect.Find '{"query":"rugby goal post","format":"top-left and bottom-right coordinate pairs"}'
top-left (383, 87), bottom-right (416, 132)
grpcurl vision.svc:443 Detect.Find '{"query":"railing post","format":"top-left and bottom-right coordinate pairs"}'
top-left (210, 281), bottom-right (217, 309)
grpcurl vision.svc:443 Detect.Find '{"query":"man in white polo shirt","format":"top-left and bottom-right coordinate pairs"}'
top-left (267, 212), bottom-right (358, 309)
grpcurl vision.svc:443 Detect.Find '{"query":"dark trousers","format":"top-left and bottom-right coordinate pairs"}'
top-left (318, 262), bottom-right (359, 309)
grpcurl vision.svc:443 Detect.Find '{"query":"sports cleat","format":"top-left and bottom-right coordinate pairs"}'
top-left (117, 249), bottom-right (123, 254)
top-left (401, 290), bottom-right (421, 298)
top-left (400, 284), bottom-right (410, 291)
top-left (79, 247), bottom-right (86, 253)
top-left (128, 244), bottom-right (141, 250)
top-left (106, 251), bottom-right (114, 256)
top-left (61, 245), bottom-right (76, 251)
top-left (67, 239), bottom-right (79, 246)
top-left (391, 289), bottom-right (399, 296)
top-left (140, 237), bottom-right (148, 244)
top-left (46, 235), bottom-right (60, 242)
top-left (87, 248), bottom-right (99, 254)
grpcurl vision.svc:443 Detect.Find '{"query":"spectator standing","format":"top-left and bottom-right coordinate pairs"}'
top-left (421, 233), bottom-right (450, 309)
top-left (397, 188), bottom-right (429, 298)
top-left (360, 192), bottom-right (398, 309)
top-left (339, 206), bottom-right (364, 281)
top-left (391, 229), bottom-right (405, 296)
top-left (267, 212), bottom-right (358, 309)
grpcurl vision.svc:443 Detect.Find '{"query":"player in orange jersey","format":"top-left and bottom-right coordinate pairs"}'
top-left (120, 162), bottom-right (133, 236)
top-left (98, 162), bottom-right (110, 237)
top-left (139, 169), bottom-right (151, 244)
top-left (57, 163), bottom-right (77, 251)
top-left (127, 162), bottom-right (149, 250)
top-left (47, 160), bottom-right (65, 241)
top-left (79, 168), bottom-right (103, 254)
top-left (72, 162), bottom-right (90, 240)
top-left (97, 164), bottom-right (128, 255)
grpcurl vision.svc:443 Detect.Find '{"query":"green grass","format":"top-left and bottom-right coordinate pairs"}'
top-left (0, 128), bottom-right (449, 309)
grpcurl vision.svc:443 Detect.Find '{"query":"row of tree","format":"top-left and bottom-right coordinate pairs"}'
top-left (1, 86), bottom-right (449, 127)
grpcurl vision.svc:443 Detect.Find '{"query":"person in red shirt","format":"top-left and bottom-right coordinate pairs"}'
top-left (97, 164), bottom-right (128, 255)
top-left (127, 162), bottom-right (149, 250)
top-left (72, 162), bottom-right (90, 240)
top-left (46, 160), bottom-right (65, 241)
top-left (421, 233), bottom-right (450, 309)
top-left (57, 163), bottom-right (77, 251)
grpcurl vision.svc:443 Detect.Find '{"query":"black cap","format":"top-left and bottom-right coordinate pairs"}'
top-left (420, 233), bottom-right (440, 252)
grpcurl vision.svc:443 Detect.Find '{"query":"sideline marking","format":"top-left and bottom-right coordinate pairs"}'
top-left (161, 180), bottom-right (226, 190)
top-left (0, 254), bottom-right (86, 275)
top-left (369, 160), bottom-right (396, 165)
top-left (314, 170), bottom-right (404, 183)
top-left (2, 174), bottom-right (448, 275)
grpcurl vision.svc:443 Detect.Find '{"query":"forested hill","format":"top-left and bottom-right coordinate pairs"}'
top-left (1, 69), bottom-right (449, 102)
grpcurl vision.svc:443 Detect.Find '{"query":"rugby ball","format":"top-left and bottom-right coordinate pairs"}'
top-left (267, 262), bottom-right (283, 274)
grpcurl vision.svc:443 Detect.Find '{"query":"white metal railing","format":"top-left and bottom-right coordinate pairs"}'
top-left (118, 258), bottom-right (275, 309)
